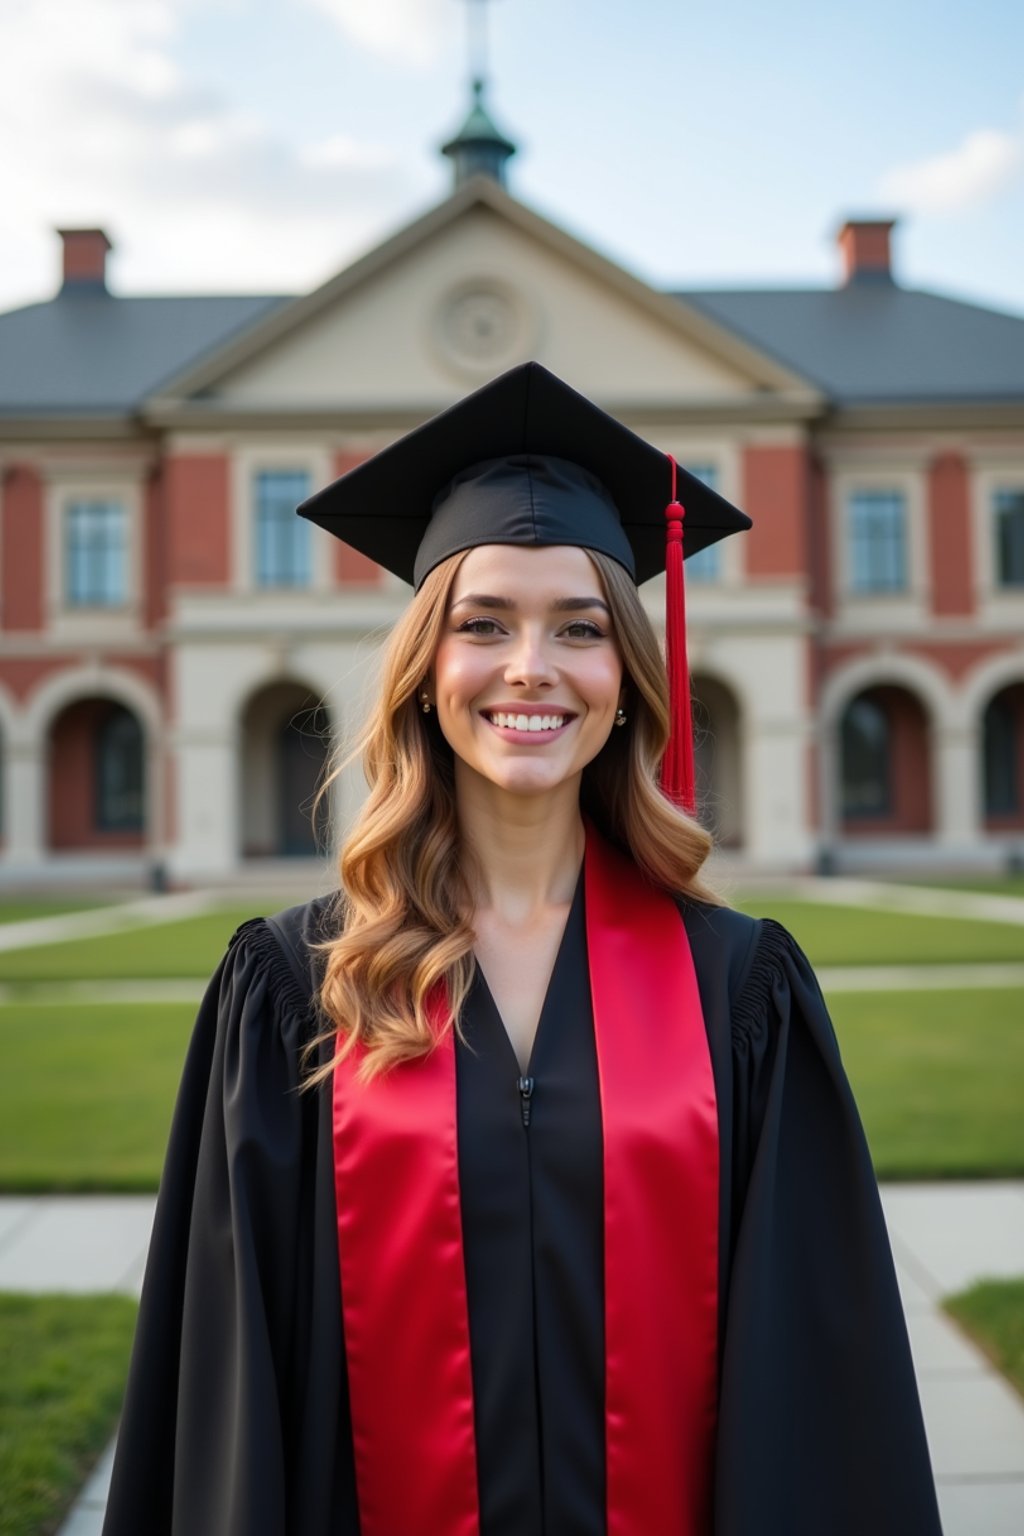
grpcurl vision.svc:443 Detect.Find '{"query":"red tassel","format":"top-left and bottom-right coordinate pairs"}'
top-left (659, 455), bottom-right (696, 816)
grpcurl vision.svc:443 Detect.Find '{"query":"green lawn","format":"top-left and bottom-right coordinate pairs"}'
top-left (944, 1278), bottom-right (1024, 1398)
top-left (0, 904), bottom-right (277, 983)
top-left (0, 1292), bottom-right (138, 1536)
top-left (0, 895), bottom-right (1020, 983)
top-left (831, 988), bottom-right (1024, 1178)
top-left (735, 898), bottom-right (1024, 966)
top-left (900, 876), bottom-right (1024, 899)
top-left (0, 983), bottom-right (1020, 1190)
top-left (0, 898), bottom-right (120, 926)
top-left (0, 1003), bottom-right (195, 1191)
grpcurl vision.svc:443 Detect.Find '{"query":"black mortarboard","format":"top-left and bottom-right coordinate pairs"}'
top-left (297, 360), bottom-right (752, 813)
top-left (298, 361), bottom-right (748, 586)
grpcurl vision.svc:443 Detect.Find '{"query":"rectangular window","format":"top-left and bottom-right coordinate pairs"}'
top-left (255, 470), bottom-right (312, 588)
top-left (65, 501), bottom-right (126, 606)
top-left (683, 465), bottom-right (721, 583)
top-left (994, 489), bottom-right (1024, 587)
top-left (848, 489), bottom-right (907, 592)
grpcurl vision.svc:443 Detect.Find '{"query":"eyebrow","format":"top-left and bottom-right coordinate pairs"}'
top-left (451, 593), bottom-right (610, 614)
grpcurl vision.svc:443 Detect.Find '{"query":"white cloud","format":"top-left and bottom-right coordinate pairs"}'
top-left (301, 0), bottom-right (451, 68)
top-left (300, 134), bottom-right (397, 169)
top-left (0, 0), bottom-right (415, 306)
top-left (879, 123), bottom-right (1024, 215)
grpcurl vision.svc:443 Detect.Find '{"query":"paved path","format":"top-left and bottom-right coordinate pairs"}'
top-left (0, 892), bottom-right (226, 952)
top-left (1, 1185), bottom-right (1021, 1535)
top-left (732, 875), bottom-right (1024, 926)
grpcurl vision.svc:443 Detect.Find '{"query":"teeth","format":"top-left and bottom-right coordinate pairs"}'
top-left (488, 712), bottom-right (566, 731)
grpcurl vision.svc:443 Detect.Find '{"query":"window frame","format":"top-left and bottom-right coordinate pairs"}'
top-left (45, 472), bottom-right (144, 634)
top-left (846, 487), bottom-right (909, 594)
top-left (828, 464), bottom-right (928, 630)
top-left (64, 498), bottom-right (129, 608)
top-left (231, 444), bottom-right (334, 595)
top-left (253, 467), bottom-right (314, 590)
top-left (969, 465), bottom-right (1024, 617)
top-left (993, 486), bottom-right (1024, 590)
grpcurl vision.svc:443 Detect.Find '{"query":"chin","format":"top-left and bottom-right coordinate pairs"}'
top-left (474, 759), bottom-right (573, 797)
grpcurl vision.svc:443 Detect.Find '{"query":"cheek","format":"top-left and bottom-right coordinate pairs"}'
top-left (579, 653), bottom-right (624, 708)
top-left (433, 639), bottom-right (491, 703)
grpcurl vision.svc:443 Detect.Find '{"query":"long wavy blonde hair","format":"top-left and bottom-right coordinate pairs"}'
top-left (302, 547), bottom-right (726, 1087)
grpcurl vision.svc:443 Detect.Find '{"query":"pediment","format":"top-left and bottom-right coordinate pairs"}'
top-left (147, 178), bottom-right (818, 421)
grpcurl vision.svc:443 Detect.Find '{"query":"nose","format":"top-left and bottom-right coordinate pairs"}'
top-left (504, 627), bottom-right (557, 689)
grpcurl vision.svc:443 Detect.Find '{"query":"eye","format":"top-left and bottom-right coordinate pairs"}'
top-left (457, 616), bottom-right (505, 636)
top-left (561, 620), bottom-right (605, 639)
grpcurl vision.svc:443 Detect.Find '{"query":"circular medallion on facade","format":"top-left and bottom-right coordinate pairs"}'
top-left (433, 280), bottom-right (536, 379)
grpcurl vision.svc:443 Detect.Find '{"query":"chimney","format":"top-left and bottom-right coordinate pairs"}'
top-left (58, 227), bottom-right (112, 293)
top-left (836, 218), bottom-right (897, 286)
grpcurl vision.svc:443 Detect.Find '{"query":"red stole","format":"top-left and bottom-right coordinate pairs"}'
top-left (332, 823), bottom-right (719, 1534)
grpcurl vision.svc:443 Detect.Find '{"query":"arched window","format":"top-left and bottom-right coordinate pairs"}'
top-left (983, 690), bottom-right (1019, 816)
top-left (95, 707), bottom-right (144, 831)
top-left (840, 695), bottom-right (890, 817)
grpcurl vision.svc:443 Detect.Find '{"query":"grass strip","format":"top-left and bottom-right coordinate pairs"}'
top-left (0, 895), bottom-right (1021, 982)
top-left (0, 898), bottom-right (119, 926)
top-left (0, 1292), bottom-right (137, 1536)
top-left (944, 1277), bottom-right (1024, 1398)
top-left (0, 904), bottom-right (275, 982)
top-left (0, 1003), bottom-right (194, 1191)
top-left (831, 987), bottom-right (1024, 1179)
top-left (735, 898), bottom-right (1024, 966)
top-left (1, 983), bottom-right (1022, 1190)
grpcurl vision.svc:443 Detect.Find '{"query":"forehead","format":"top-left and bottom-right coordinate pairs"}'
top-left (449, 543), bottom-right (605, 599)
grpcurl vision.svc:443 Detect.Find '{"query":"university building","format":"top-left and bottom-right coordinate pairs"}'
top-left (1, 96), bottom-right (1022, 882)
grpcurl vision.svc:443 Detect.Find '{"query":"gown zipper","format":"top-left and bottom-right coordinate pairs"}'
top-left (516, 1070), bottom-right (545, 1527)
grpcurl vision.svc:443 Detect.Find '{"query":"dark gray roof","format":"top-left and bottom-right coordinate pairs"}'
top-left (0, 291), bottom-right (289, 414)
top-left (678, 283), bottom-right (1024, 405)
top-left (2, 276), bottom-right (1022, 418)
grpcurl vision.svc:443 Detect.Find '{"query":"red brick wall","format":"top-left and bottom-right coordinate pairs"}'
top-left (2, 466), bottom-right (45, 630)
top-left (741, 445), bottom-right (809, 579)
top-left (330, 450), bottom-right (384, 585)
top-left (143, 468), bottom-right (167, 627)
top-left (164, 455), bottom-right (230, 584)
top-left (929, 453), bottom-right (974, 616)
top-left (48, 698), bottom-right (145, 850)
top-left (806, 454), bottom-right (832, 617)
top-left (821, 637), bottom-right (1013, 687)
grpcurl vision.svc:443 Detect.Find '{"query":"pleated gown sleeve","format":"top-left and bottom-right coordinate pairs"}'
top-left (707, 914), bottom-right (943, 1536)
top-left (102, 910), bottom-right (359, 1536)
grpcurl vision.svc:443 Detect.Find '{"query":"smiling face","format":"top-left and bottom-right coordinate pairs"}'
top-left (429, 543), bottom-right (626, 803)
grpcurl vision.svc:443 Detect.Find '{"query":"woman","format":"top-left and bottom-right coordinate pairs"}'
top-left (103, 363), bottom-right (942, 1536)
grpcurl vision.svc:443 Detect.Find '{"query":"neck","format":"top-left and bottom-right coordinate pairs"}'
top-left (454, 765), bottom-right (585, 923)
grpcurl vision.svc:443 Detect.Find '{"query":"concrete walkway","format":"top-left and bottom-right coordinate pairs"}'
top-left (1, 1186), bottom-right (1021, 1535)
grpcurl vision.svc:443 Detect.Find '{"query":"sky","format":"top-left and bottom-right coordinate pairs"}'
top-left (2, 0), bottom-right (1023, 317)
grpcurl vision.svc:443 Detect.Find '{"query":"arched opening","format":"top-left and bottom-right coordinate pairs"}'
top-left (690, 674), bottom-right (744, 849)
top-left (982, 681), bottom-right (1024, 830)
top-left (839, 684), bottom-right (932, 836)
top-left (240, 682), bottom-right (332, 858)
top-left (48, 698), bottom-right (146, 850)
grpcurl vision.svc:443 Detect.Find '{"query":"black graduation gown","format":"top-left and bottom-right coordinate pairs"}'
top-left (102, 880), bottom-right (942, 1536)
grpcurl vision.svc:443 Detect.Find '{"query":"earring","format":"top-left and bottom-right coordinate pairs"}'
top-left (420, 693), bottom-right (432, 714)
top-left (615, 706), bottom-right (627, 727)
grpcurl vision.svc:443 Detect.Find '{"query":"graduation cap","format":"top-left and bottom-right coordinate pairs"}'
top-left (297, 361), bottom-right (751, 815)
